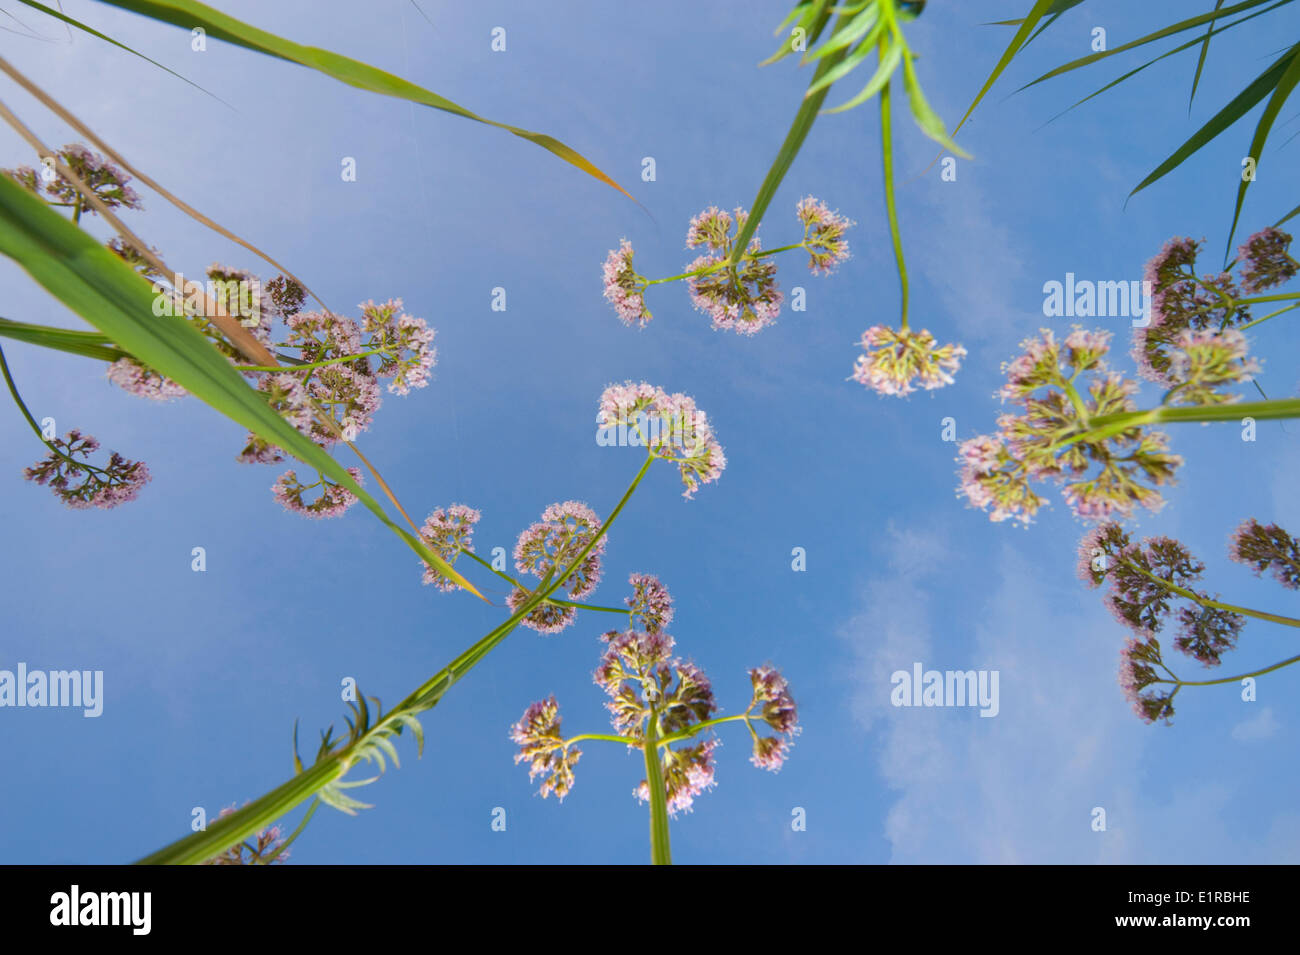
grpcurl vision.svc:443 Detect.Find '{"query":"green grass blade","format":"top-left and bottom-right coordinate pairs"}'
top-left (136, 758), bottom-right (346, 865)
top-left (1038, 2), bottom-right (1289, 126)
top-left (988, 0), bottom-right (1084, 29)
top-left (1224, 44), bottom-right (1300, 256)
top-left (16, 0), bottom-right (229, 105)
top-left (1021, 0), bottom-right (1285, 90)
top-left (1129, 47), bottom-right (1294, 201)
top-left (804, 37), bottom-right (879, 98)
top-left (1275, 200), bottom-right (1300, 225)
top-left (820, 36), bottom-right (898, 112)
top-left (728, 8), bottom-right (850, 265)
top-left (762, 0), bottom-right (831, 66)
top-left (900, 54), bottom-right (972, 156)
top-left (0, 315), bottom-right (125, 362)
top-left (89, 0), bottom-right (633, 200)
top-left (1190, 0), bottom-right (1228, 111)
top-left (802, 6), bottom-right (877, 62)
top-left (952, 0), bottom-right (1061, 138)
top-left (0, 173), bottom-right (483, 598)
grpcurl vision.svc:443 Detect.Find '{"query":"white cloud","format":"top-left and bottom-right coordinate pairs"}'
top-left (840, 529), bottom-right (1300, 863)
top-left (1231, 706), bottom-right (1279, 742)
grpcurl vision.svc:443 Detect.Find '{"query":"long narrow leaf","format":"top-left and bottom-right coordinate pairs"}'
top-left (86, 0), bottom-right (633, 200)
top-left (1022, 0), bottom-right (1287, 90)
top-left (0, 315), bottom-right (125, 362)
top-left (1129, 48), bottom-right (1294, 201)
top-left (1190, 0), bottom-right (1229, 110)
top-left (1275, 200), bottom-right (1300, 225)
top-left (0, 172), bottom-right (484, 598)
top-left (15, 0), bottom-right (228, 105)
top-left (729, 7), bottom-right (848, 265)
top-left (952, 0), bottom-right (1061, 138)
top-left (900, 55), bottom-right (971, 156)
top-left (1038, 1), bottom-right (1290, 127)
top-left (821, 36), bottom-right (898, 113)
top-left (1225, 44), bottom-right (1300, 255)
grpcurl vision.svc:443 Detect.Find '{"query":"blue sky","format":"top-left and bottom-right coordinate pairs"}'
top-left (2, 0), bottom-right (1299, 863)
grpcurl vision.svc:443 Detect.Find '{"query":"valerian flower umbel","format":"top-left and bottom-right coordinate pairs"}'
top-left (106, 356), bottom-right (187, 401)
top-left (597, 381), bottom-right (726, 498)
top-left (4, 143), bottom-right (142, 215)
top-left (1230, 519), bottom-right (1300, 590)
top-left (223, 288), bottom-right (438, 519)
top-left (1078, 521), bottom-right (1300, 725)
top-left (509, 696), bottom-right (581, 801)
top-left (511, 575), bottom-right (800, 847)
top-left (1236, 226), bottom-right (1299, 295)
top-left (418, 504), bottom-right (481, 591)
top-left (599, 198), bottom-right (852, 335)
top-left (957, 327), bottom-right (1184, 525)
top-left (1131, 231), bottom-right (1292, 384)
top-left (852, 325), bottom-right (966, 397)
top-left (23, 429), bottom-right (150, 510)
top-left (271, 467), bottom-right (364, 519)
top-left (1, 156), bottom-right (441, 522)
top-left (505, 501), bottom-right (607, 634)
top-left (684, 206), bottom-right (783, 335)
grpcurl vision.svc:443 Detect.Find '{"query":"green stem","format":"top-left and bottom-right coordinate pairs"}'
top-left (137, 454), bottom-right (658, 865)
top-left (726, 6), bottom-right (853, 265)
top-left (1059, 374), bottom-right (1091, 425)
top-left (562, 733), bottom-right (633, 747)
top-left (135, 752), bottom-right (346, 865)
top-left (0, 341), bottom-right (115, 479)
top-left (460, 548), bottom-right (631, 615)
top-left (643, 704), bottom-right (673, 866)
top-left (1070, 397), bottom-right (1300, 446)
top-left (236, 346), bottom-right (388, 373)
top-left (1158, 651), bottom-right (1300, 687)
top-left (879, 61), bottom-right (908, 330)
top-left (1119, 558), bottom-right (1300, 629)
top-left (1237, 300), bottom-right (1300, 330)
top-left (654, 712), bottom-right (755, 748)
top-left (643, 241), bottom-right (809, 287)
top-left (0, 341), bottom-right (52, 442)
top-left (0, 316), bottom-right (126, 363)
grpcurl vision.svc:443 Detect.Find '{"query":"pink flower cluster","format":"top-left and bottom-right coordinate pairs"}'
top-left (1229, 518), bottom-right (1300, 590)
top-left (1236, 227), bottom-right (1298, 294)
top-left (600, 199), bottom-right (851, 335)
top-left (795, 196), bottom-right (853, 275)
top-left (508, 501), bottom-right (606, 634)
top-left (4, 143), bottom-right (143, 213)
top-left (106, 357), bottom-right (187, 401)
top-left (222, 281), bottom-right (437, 520)
top-left (597, 381), bottom-right (726, 498)
top-left (852, 325), bottom-right (966, 397)
top-left (626, 572), bottom-right (674, 634)
top-left (509, 696), bottom-right (581, 801)
top-left (23, 429), bottom-right (150, 510)
top-left (1130, 234), bottom-right (1280, 387)
top-left (958, 327), bottom-right (1182, 526)
top-left (511, 575), bottom-right (799, 820)
top-left (595, 616), bottom-right (721, 815)
top-left (1081, 522), bottom-right (1260, 725)
top-left (601, 239), bottom-right (651, 327)
top-left (685, 234), bottom-right (784, 335)
top-left (418, 504), bottom-right (481, 591)
top-left (271, 467), bottom-right (363, 519)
